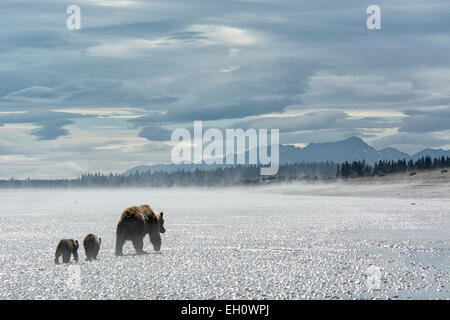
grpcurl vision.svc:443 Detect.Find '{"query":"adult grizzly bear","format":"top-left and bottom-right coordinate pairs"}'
top-left (54, 239), bottom-right (79, 264)
top-left (83, 234), bottom-right (101, 261)
top-left (115, 205), bottom-right (165, 256)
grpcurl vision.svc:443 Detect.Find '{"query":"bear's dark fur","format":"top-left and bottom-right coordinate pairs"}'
top-left (54, 239), bottom-right (79, 264)
top-left (115, 204), bottom-right (165, 256)
top-left (83, 234), bottom-right (101, 261)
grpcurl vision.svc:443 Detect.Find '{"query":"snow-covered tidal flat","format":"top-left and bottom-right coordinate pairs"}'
top-left (0, 183), bottom-right (448, 299)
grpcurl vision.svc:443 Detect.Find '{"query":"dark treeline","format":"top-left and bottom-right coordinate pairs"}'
top-left (0, 162), bottom-right (337, 188)
top-left (339, 156), bottom-right (450, 178)
top-left (1, 157), bottom-right (448, 188)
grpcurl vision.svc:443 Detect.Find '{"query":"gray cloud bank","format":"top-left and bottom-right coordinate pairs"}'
top-left (0, 0), bottom-right (449, 177)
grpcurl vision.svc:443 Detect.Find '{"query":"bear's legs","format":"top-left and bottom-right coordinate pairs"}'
top-left (132, 236), bottom-right (145, 254)
top-left (72, 251), bottom-right (78, 262)
top-left (72, 250), bottom-right (78, 262)
top-left (54, 250), bottom-right (61, 264)
top-left (149, 233), bottom-right (161, 252)
top-left (84, 247), bottom-right (90, 260)
top-left (62, 251), bottom-right (71, 263)
top-left (115, 233), bottom-right (126, 256)
top-left (93, 246), bottom-right (100, 259)
top-left (85, 248), bottom-right (92, 261)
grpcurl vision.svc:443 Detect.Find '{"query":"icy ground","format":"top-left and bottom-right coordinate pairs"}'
top-left (0, 184), bottom-right (448, 299)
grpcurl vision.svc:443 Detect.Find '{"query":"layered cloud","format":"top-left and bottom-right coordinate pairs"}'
top-left (0, 0), bottom-right (449, 177)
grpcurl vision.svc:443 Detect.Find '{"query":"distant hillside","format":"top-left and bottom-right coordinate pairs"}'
top-left (378, 148), bottom-right (410, 161)
top-left (280, 136), bottom-right (381, 164)
top-left (410, 148), bottom-right (450, 161)
top-left (123, 136), bottom-right (450, 175)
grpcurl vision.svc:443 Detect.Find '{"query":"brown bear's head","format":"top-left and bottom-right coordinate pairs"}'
top-left (159, 212), bottom-right (165, 233)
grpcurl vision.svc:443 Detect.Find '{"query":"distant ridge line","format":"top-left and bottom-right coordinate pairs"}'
top-left (123, 136), bottom-right (450, 175)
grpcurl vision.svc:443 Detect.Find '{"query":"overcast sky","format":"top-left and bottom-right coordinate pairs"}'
top-left (0, 0), bottom-right (449, 178)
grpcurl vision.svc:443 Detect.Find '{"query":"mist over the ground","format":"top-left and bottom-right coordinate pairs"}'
top-left (262, 169), bottom-right (450, 199)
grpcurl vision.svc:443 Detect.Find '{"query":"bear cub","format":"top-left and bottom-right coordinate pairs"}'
top-left (83, 234), bottom-right (102, 261)
top-left (54, 239), bottom-right (79, 264)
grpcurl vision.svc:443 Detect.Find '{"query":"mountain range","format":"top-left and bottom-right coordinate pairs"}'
top-left (123, 136), bottom-right (450, 175)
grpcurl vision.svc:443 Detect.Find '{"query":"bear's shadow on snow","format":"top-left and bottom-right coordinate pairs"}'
top-left (118, 251), bottom-right (163, 257)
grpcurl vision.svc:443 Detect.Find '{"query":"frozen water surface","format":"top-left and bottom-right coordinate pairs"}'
top-left (0, 184), bottom-right (448, 299)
